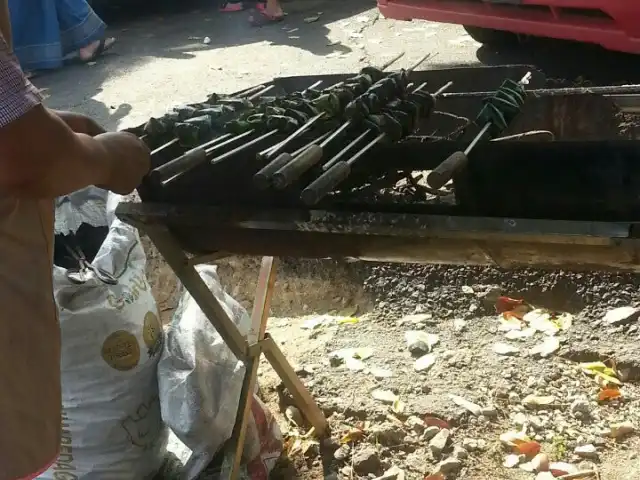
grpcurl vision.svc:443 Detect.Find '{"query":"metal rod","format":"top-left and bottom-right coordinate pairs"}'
top-left (237, 84), bottom-right (265, 98)
top-left (433, 81), bottom-right (454, 96)
top-left (291, 131), bottom-right (331, 157)
top-left (438, 78), bottom-right (640, 100)
top-left (322, 130), bottom-right (371, 170)
top-left (150, 138), bottom-right (179, 156)
top-left (210, 130), bottom-right (279, 164)
top-left (248, 85), bottom-right (275, 101)
top-left (347, 132), bottom-right (386, 165)
top-left (378, 52), bottom-right (405, 71)
top-left (407, 53), bottom-right (432, 73)
top-left (263, 113), bottom-right (325, 160)
top-left (205, 129), bottom-right (255, 153)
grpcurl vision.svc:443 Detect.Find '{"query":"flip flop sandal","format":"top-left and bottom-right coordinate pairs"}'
top-left (219, 2), bottom-right (244, 11)
top-left (80, 37), bottom-right (116, 63)
top-left (249, 10), bottom-right (285, 26)
top-left (256, 2), bottom-right (266, 11)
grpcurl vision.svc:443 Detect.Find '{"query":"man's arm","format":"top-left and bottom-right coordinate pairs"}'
top-left (0, 35), bottom-right (149, 198)
top-left (52, 110), bottom-right (106, 137)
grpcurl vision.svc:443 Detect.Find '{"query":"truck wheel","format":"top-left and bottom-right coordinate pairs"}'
top-left (463, 26), bottom-right (518, 47)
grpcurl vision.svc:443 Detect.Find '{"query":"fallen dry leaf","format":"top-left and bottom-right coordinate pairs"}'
top-left (424, 474), bottom-right (445, 480)
top-left (495, 296), bottom-right (526, 313)
top-left (424, 416), bottom-right (450, 429)
top-left (340, 426), bottom-right (365, 444)
top-left (598, 388), bottom-right (622, 402)
top-left (515, 440), bottom-right (542, 458)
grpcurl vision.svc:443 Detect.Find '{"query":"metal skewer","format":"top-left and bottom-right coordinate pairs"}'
top-left (150, 137), bottom-right (179, 156)
top-left (427, 72), bottom-right (531, 190)
top-left (148, 131), bottom-right (251, 185)
top-left (210, 130), bottom-right (279, 165)
top-left (305, 54), bottom-right (433, 156)
top-left (300, 81), bottom-right (451, 205)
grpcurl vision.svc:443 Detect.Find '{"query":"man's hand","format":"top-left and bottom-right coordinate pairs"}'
top-left (53, 110), bottom-right (106, 137)
top-left (94, 132), bottom-right (151, 195)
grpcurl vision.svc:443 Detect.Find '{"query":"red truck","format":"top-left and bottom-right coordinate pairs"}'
top-left (377, 0), bottom-right (640, 54)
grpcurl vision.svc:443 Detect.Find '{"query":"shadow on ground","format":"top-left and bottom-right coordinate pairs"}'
top-left (34, 0), bottom-right (373, 129)
top-left (475, 36), bottom-right (640, 85)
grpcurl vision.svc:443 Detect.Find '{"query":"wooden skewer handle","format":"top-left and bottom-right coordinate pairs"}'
top-left (272, 144), bottom-right (323, 190)
top-left (147, 147), bottom-right (206, 183)
top-left (301, 161), bottom-right (351, 206)
top-left (253, 153), bottom-right (293, 190)
top-left (426, 151), bottom-right (468, 190)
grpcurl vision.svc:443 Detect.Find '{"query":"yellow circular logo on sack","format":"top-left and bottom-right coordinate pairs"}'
top-left (142, 311), bottom-right (163, 357)
top-left (101, 330), bottom-right (140, 371)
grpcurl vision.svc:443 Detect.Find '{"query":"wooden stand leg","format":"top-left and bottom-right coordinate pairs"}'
top-left (228, 257), bottom-right (278, 480)
top-left (138, 226), bottom-right (327, 477)
top-left (262, 335), bottom-right (327, 434)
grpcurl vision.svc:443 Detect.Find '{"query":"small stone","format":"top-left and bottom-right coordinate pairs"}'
top-left (405, 416), bottom-right (425, 433)
top-left (437, 457), bottom-right (462, 475)
top-left (405, 330), bottom-right (439, 355)
top-left (423, 426), bottom-right (440, 441)
top-left (608, 421), bottom-right (636, 439)
top-left (603, 306), bottom-right (640, 325)
top-left (352, 447), bottom-right (381, 475)
top-left (373, 466), bottom-right (405, 480)
top-left (493, 342), bottom-right (520, 356)
top-left (453, 446), bottom-right (468, 460)
top-left (285, 405), bottom-right (304, 426)
top-left (415, 353), bottom-right (437, 372)
top-left (503, 454), bottom-right (521, 468)
top-left (575, 444), bottom-right (598, 459)
top-left (203, 36), bottom-right (211, 44)
top-left (530, 453), bottom-right (550, 472)
top-left (453, 318), bottom-right (467, 332)
top-left (508, 392), bottom-right (521, 405)
top-left (429, 429), bottom-right (450, 458)
top-left (449, 394), bottom-right (482, 416)
top-left (522, 395), bottom-right (556, 409)
top-left (334, 444), bottom-right (351, 461)
top-left (570, 399), bottom-right (591, 417)
top-left (481, 405), bottom-right (498, 418)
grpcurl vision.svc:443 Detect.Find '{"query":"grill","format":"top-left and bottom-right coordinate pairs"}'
top-left (117, 63), bottom-right (640, 272)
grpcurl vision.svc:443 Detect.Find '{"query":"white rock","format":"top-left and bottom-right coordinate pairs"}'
top-left (405, 330), bottom-right (439, 354)
top-left (530, 336), bottom-right (560, 358)
top-left (608, 421), bottom-right (636, 439)
top-left (203, 36), bottom-right (211, 44)
top-left (493, 342), bottom-right (520, 356)
top-left (603, 306), bottom-right (640, 325)
top-left (503, 454), bottom-right (521, 468)
top-left (414, 353), bottom-right (437, 372)
top-left (429, 429), bottom-right (450, 457)
top-left (575, 444), bottom-right (598, 459)
top-left (449, 394), bottom-right (482, 416)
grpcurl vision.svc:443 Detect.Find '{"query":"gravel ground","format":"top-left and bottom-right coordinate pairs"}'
top-left (243, 261), bottom-right (640, 480)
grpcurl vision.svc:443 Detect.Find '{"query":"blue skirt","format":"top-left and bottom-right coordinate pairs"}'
top-left (9, 0), bottom-right (107, 71)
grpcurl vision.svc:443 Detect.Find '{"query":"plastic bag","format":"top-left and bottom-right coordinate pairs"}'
top-left (158, 265), bottom-right (282, 479)
top-left (39, 188), bottom-right (168, 479)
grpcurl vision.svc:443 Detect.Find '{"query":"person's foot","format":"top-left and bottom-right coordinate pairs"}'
top-left (78, 37), bottom-right (116, 63)
top-left (249, 5), bottom-right (284, 25)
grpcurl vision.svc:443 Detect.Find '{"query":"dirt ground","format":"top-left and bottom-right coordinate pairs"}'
top-left (146, 248), bottom-right (640, 480)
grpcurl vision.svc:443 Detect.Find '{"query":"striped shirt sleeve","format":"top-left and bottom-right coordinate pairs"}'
top-left (0, 34), bottom-right (42, 128)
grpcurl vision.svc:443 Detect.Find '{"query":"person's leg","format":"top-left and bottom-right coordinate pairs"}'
top-left (55, 0), bottom-right (114, 62)
top-left (249, 0), bottom-right (284, 25)
top-left (8, 0), bottom-right (65, 71)
top-left (263, 0), bottom-right (283, 17)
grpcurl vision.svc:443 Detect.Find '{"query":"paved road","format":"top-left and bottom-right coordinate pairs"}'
top-left (35, 0), bottom-right (640, 131)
